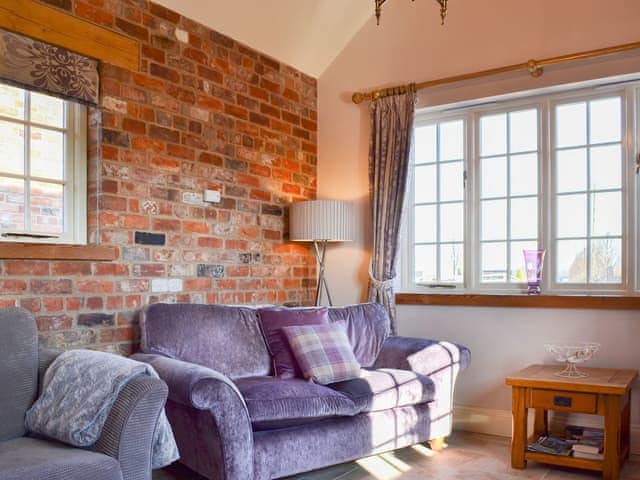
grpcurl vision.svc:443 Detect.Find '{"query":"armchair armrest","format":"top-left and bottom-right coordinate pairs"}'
top-left (131, 353), bottom-right (254, 480)
top-left (374, 336), bottom-right (471, 376)
top-left (36, 349), bottom-right (169, 480)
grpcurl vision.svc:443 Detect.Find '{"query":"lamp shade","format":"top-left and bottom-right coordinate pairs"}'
top-left (289, 200), bottom-right (353, 242)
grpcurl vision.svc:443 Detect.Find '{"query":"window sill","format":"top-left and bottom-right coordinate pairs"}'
top-left (395, 293), bottom-right (640, 310)
top-left (0, 243), bottom-right (117, 261)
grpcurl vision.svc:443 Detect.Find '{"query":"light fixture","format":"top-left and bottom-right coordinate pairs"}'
top-left (289, 200), bottom-right (354, 306)
top-left (375, 0), bottom-right (449, 26)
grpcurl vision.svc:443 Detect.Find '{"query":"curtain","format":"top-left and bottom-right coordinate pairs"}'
top-left (0, 28), bottom-right (99, 105)
top-left (367, 88), bottom-right (416, 335)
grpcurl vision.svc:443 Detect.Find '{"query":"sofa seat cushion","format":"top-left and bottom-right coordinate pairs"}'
top-left (0, 436), bottom-right (123, 480)
top-left (235, 376), bottom-right (359, 431)
top-left (328, 368), bottom-right (436, 413)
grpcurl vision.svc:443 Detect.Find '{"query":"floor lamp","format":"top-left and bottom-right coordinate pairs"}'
top-left (289, 200), bottom-right (353, 306)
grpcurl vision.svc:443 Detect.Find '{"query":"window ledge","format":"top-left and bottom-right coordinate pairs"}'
top-left (395, 293), bottom-right (640, 310)
top-left (0, 243), bottom-right (117, 261)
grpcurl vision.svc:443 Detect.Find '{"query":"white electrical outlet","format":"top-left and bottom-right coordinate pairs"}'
top-left (204, 189), bottom-right (221, 203)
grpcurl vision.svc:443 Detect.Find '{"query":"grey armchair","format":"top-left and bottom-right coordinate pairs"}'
top-left (0, 307), bottom-right (169, 480)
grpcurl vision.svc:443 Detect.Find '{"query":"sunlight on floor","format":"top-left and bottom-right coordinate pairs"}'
top-left (356, 455), bottom-right (407, 479)
top-left (410, 443), bottom-right (436, 458)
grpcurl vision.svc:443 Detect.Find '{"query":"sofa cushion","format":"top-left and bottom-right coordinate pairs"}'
top-left (328, 303), bottom-right (390, 368)
top-left (328, 368), bottom-right (435, 413)
top-left (140, 303), bottom-right (271, 379)
top-left (234, 376), bottom-right (359, 431)
top-left (0, 436), bottom-right (123, 480)
top-left (258, 307), bottom-right (329, 379)
top-left (283, 323), bottom-right (361, 385)
top-left (0, 307), bottom-right (38, 442)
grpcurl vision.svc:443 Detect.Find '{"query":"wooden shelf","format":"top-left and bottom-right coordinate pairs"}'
top-left (524, 451), bottom-right (602, 472)
top-left (395, 293), bottom-right (640, 310)
top-left (0, 243), bottom-right (117, 261)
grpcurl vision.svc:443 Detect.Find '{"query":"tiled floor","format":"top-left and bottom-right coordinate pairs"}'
top-left (154, 431), bottom-right (640, 480)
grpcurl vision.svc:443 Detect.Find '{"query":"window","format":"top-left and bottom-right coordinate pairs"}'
top-left (0, 83), bottom-right (86, 244)
top-left (404, 81), bottom-right (638, 294)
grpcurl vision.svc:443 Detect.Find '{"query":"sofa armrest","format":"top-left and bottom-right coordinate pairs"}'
top-left (37, 349), bottom-right (169, 480)
top-left (131, 353), bottom-right (254, 480)
top-left (374, 336), bottom-right (471, 376)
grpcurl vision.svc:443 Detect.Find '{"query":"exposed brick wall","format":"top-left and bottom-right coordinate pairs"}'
top-left (0, 0), bottom-right (318, 354)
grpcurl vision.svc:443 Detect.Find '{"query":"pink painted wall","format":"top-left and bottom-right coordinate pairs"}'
top-left (318, 0), bottom-right (640, 437)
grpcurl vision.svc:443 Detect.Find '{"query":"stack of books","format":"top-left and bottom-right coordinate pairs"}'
top-left (565, 425), bottom-right (604, 460)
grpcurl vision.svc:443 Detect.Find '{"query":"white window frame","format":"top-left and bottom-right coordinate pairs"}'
top-left (0, 84), bottom-right (87, 245)
top-left (401, 79), bottom-right (639, 295)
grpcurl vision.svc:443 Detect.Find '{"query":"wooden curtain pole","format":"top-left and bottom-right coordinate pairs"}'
top-left (351, 40), bottom-right (640, 104)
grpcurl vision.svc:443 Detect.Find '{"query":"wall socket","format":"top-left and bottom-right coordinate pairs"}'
top-left (204, 189), bottom-right (221, 203)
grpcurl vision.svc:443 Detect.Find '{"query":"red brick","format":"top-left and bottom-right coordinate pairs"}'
top-left (183, 221), bottom-right (209, 234)
top-left (225, 104), bottom-right (248, 120)
top-left (198, 237), bottom-right (224, 248)
top-left (122, 214), bottom-right (149, 229)
top-left (36, 314), bottom-right (73, 331)
top-left (77, 280), bottom-right (113, 294)
top-left (94, 263), bottom-right (130, 276)
top-left (87, 296), bottom-right (104, 309)
top-left (5, 260), bottom-right (49, 275)
top-left (20, 297), bottom-right (41, 312)
top-left (115, 17), bottom-right (149, 41)
top-left (51, 262), bottom-right (92, 276)
top-left (31, 280), bottom-right (71, 294)
top-left (76, 1), bottom-right (114, 26)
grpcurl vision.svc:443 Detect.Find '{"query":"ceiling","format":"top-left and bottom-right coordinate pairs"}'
top-left (153, 0), bottom-right (373, 78)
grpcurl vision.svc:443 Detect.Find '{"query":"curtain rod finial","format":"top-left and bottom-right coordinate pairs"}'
top-left (352, 92), bottom-right (365, 104)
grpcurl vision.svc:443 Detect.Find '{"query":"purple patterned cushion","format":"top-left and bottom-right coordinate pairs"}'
top-left (258, 307), bottom-right (329, 378)
top-left (282, 323), bottom-right (361, 385)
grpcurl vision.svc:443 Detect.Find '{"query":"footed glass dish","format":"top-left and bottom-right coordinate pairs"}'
top-left (544, 342), bottom-right (600, 378)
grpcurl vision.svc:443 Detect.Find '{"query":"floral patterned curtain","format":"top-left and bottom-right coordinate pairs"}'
top-left (0, 28), bottom-right (99, 105)
top-left (367, 88), bottom-right (417, 335)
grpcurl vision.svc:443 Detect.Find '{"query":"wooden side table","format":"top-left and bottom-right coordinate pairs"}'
top-left (505, 365), bottom-right (637, 480)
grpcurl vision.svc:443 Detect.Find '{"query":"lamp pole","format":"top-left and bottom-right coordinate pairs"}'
top-left (312, 240), bottom-right (333, 306)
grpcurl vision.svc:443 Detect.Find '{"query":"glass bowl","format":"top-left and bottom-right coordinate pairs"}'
top-left (544, 342), bottom-right (600, 378)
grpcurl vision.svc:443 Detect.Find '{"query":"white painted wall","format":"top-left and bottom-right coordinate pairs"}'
top-left (318, 0), bottom-right (640, 436)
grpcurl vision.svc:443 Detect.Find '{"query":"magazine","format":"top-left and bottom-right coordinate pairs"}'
top-left (527, 435), bottom-right (572, 456)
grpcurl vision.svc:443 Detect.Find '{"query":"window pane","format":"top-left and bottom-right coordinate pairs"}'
top-left (592, 191), bottom-right (621, 237)
top-left (414, 245), bottom-right (436, 283)
top-left (480, 113), bottom-right (506, 156)
top-left (556, 239), bottom-right (587, 283)
top-left (0, 177), bottom-right (25, 231)
top-left (510, 153), bottom-right (538, 196)
top-left (481, 199), bottom-right (507, 241)
top-left (481, 156), bottom-right (507, 198)
top-left (590, 145), bottom-right (621, 191)
top-left (481, 242), bottom-right (506, 282)
top-left (439, 120), bottom-right (463, 161)
top-left (589, 97), bottom-right (621, 145)
top-left (557, 194), bottom-right (587, 238)
top-left (31, 128), bottom-right (64, 180)
top-left (0, 84), bottom-right (25, 120)
top-left (556, 102), bottom-right (586, 148)
top-left (590, 238), bottom-right (621, 283)
top-left (414, 205), bottom-right (436, 243)
top-left (440, 161), bottom-right (463, 201)
top-left (0, 121), bottom-right (25, 175)
top-left (414, 125), bottom-right (436, 164)
top-left (31, 92), bottom-right (65, 128)
top-left (30, 181), bottom-right (63, 234)
top-left (414, 164), bottom-right (436, 203)
top-left (556, 148), bottom-right (587, 193)
top-left (440, 244), bottom-right (463, 283)
top-left (511, 197), bottom-right (537, 239)
top-left (510, 241), bottom-right (538, 282)
top-left (509, 109), bottom-right (537, 153)
top-left (440, 203), bottom-right (463, 242)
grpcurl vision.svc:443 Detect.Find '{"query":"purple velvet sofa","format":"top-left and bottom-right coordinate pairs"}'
top-left (132, 303), bottom-right (470, 479)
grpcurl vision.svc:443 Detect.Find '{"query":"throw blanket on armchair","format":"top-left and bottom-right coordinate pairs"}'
top-left (25, 349), bottom-right (179, 469)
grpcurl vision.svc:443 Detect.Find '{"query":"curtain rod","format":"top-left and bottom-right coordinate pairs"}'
top-left (351, 40), bottom-right (640, 104)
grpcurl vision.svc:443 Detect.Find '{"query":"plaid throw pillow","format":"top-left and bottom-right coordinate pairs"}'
top-left (282, 323), bottom-right (361, 385)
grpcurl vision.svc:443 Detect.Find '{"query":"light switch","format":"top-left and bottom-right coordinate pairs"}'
top-left (204, 189), bottom-right (221, 203)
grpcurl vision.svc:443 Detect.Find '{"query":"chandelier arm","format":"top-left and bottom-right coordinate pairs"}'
top-left (375, 0), bottom-right (448, 26)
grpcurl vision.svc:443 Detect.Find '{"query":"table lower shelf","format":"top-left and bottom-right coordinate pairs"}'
top-left (525, 451), bottom-right (602, 472)
top-left (524, 442), bottom-right (629, 473)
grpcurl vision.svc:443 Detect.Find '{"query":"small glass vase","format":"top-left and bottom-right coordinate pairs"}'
top-left (523, 249), bottom-right (546, 295)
